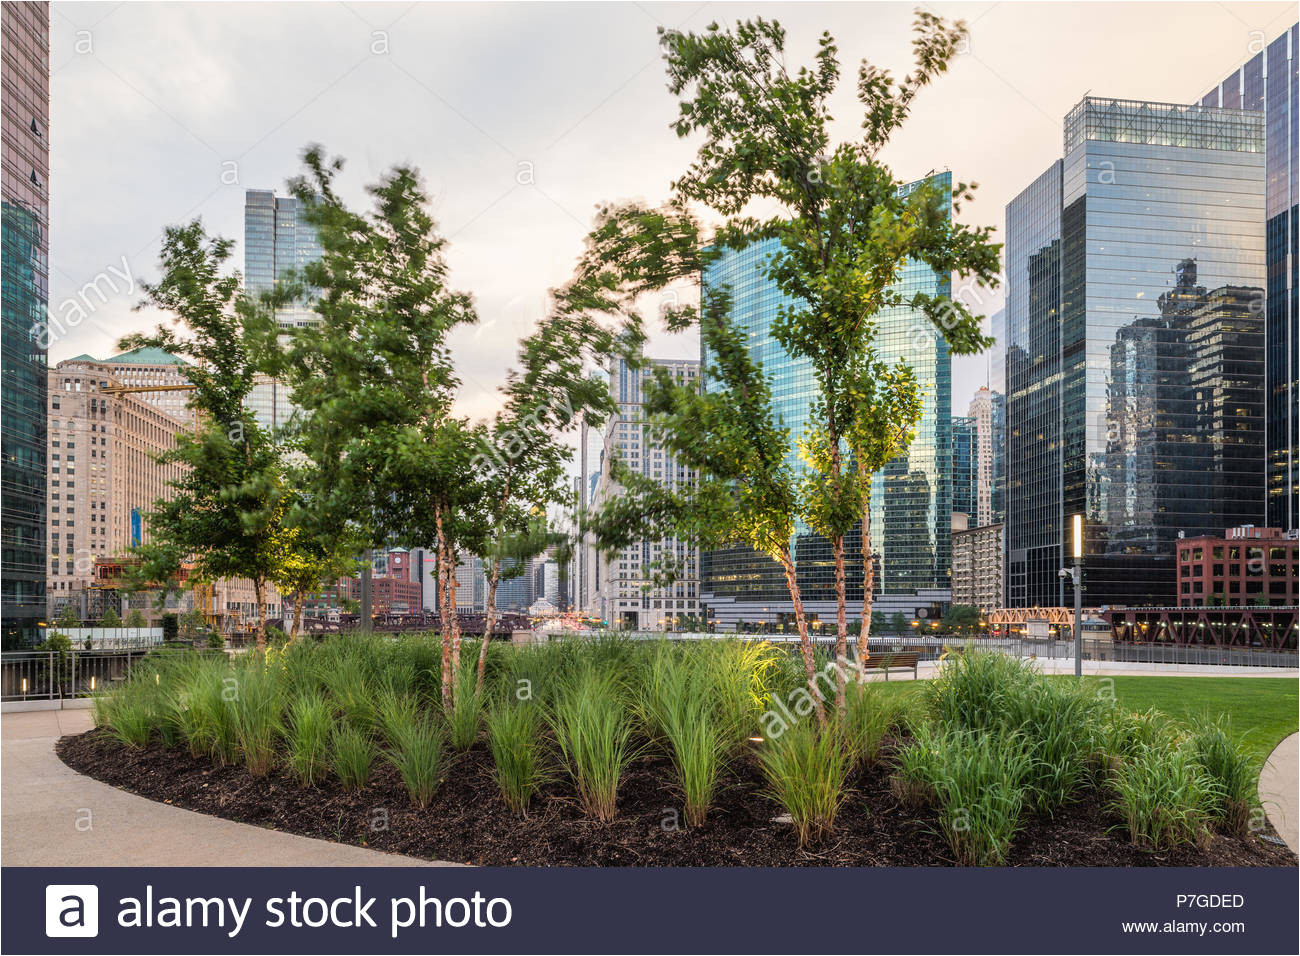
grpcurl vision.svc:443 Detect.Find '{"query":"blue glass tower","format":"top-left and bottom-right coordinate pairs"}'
top-left (699, 173), bottom-right (954, 630)
top-left (951, 416), bottom-right (976, 520)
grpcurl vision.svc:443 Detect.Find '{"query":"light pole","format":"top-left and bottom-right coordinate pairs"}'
top-left (1059, 515), bottom-right (1083, 677)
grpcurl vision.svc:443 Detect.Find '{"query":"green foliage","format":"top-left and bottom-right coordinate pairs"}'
top-left (927, 650), bottom-right (1038, 733)
top-left (331, 725), bottom-right (377, 792)
top-left (57, 604), bottom-right (81, 628)
top-left (485, 700), bottom-right (549, 815)
top-left (385, 715), bottom-right (447, 809)
top-left (757, 721), bottom-right (851, 847)
top-left (549, 666), bottom-right (636, 822)
top-left (895, 725), bottom-right (1035, 866)
top-left (285, 693), bottom-right (333, 786)
top-left (838, 681), bottom-right (911, 767)
top-left (228, 661), bottom-right (283, 776)
top-left (161, 612), bottom-right (179, 642)
top-left (1110, 743), bottom-right (1214, 850)
top-left (1187, 715), bottom-right (1255, 837)
top-left (124, 609), bottom-right (148, 628)
top-left (206, 632), bottom-right (224, 650)
top-left (100, 607), bottom-right (122, 628)
top-left (941, 604), bottom-right (981, 634)
top-left (447, 663), bottom-right (484, 751)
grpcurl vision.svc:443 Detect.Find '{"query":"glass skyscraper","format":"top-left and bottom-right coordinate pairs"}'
top-left (1005, 97), bottom-right (1267, 609)
top-left (699, 173), bottom-right (954, 630)
top-left (1200, 24), bottom-right (1298, 532)
top-left (2, 2), bottom-right (49, 647)
top-left (951, 416), bottom-right (976, 521)
top-left (243, 189), bottom-right (322, 432)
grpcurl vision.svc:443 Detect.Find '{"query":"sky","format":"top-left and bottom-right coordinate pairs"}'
top-left (46, 0), bottom-right (1296, 447)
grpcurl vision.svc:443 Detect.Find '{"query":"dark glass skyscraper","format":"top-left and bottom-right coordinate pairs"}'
top-left (951, 416), bottom-right (976, 520)
top-left (1200, 24), bottom-right (1298, 532)
top-left (1005, 98), bottom-right (1267, 609)
top-left (699, 174), bottom-right (954, 630)
top-left (1, 2), bottom-right (49, 648)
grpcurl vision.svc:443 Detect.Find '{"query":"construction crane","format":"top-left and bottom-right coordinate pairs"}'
top-left (96, 381), bottom-right (217, 629)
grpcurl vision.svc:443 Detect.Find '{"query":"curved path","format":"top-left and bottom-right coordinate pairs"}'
top-left (1258, 732), bottom-right (1298, 855)
top-left (1, 709), bottom-right (453, 867)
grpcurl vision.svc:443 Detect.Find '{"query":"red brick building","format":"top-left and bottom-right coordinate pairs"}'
top-left (1177, 526), bottom-right (1298, 607)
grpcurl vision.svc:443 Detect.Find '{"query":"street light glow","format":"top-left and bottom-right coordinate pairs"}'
top-left (1072, 514), bottom-right (1083, 560)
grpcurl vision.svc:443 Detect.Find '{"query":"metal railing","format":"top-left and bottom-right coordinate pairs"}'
top-left (1, 648), bottom-right (158, 702)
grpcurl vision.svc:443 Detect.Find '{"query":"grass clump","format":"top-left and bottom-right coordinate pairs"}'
top-left (385, 713), bottom-right (447, 809)
top-left (485, 700), bottom-right (549, 815)
top-left (285, 692), bottom-right (333, 786)
top-left (839, 681), bottom-right (911, 767)
top-left (894, 725), bottom-right (1035, 865)
top-left (1187, 715), bottom-right (1254, 838)
top-left (447, 665), bottom-right (484, 751)
top-left (758, 721), bottom-right (851, 847)
top-left (229, 661), bottom-right (283, 776)
top-left (550, 667), bottom-right (635, 822)
top-left (1111, 742), bottom-right (1213, 849)
top-left (332, 724), bottom-right (378, 792)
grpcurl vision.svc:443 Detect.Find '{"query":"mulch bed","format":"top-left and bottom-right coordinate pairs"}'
top-left (57, 729), bottom-right (1295, 867)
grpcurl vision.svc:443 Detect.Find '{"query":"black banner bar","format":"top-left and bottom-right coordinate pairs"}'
top-left (5, 866), bottom-right (1296, 955)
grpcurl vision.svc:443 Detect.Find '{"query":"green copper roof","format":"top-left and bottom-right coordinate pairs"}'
top-left (105, 346), bottom-right (189, 366)
top-left (65, 353), bottom-right (98, 362)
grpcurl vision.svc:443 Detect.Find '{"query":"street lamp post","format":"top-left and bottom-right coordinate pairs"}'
top-left (1071, 515), bottom-right (1082, 678)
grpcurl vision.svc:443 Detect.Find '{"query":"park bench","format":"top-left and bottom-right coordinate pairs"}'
top-left (860, 651), bottom-right (919, 680)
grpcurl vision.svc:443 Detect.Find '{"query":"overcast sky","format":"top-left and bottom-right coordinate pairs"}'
top-left (47, 0), bottom-right (1295, 448)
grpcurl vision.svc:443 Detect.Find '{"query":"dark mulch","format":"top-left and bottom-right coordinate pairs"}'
top-left (57, 729), bottom-right (1295, 867)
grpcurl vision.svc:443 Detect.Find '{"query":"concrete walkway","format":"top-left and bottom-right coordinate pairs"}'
top-left (1258, 732), bottom-right (1299, 855)
top-left (1, 709), bottom-right (451, 866)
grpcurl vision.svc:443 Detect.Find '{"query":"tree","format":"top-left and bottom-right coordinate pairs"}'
top-left (654, 13), bottom-right (1001, 711)
top-left (580, 205), bottom-right (827, 722)
top-left (100, 607), bottom-right (121, 628)
top-left (178, 608), bottom-right (206, 643)
top-left (279, 148), bottom-right (479, 709)
top-left (56, 604), bottom-right (80, 629)
top-left (941, 604), bottom-right (981, 635)
top-left (887, 611), bottom-right (909, 634)
top-left (124, 609), bottom-right (147, 628)
top-left (120, 221), bottom-right (290, 650)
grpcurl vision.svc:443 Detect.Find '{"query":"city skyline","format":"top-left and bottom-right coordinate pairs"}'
top-left (42, 1), bottom-right (1296, 440)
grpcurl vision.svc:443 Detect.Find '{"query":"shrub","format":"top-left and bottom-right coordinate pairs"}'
top-left (229, 660), bottom-right (283, 776)
top-left (206, 632), bottom-right (224, 650)
top-left (550, 667), bottom-right (635, 822)
top-left (1111, 742), bottom-right (1213, 849)
top-left (486, 700), bottom-right (549, 815)
top-left (1187, 715), bottom-right (1254, 838)
top-left (332, 725), bottom-right (377, 792)
top-left (758, 721), bottom-right (851, 846)
top-left (385, 714), bottom-right (447, 808)
top-left (286, 693), bottom-right (333, 786)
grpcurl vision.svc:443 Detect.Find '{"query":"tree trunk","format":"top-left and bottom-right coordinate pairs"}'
top-left (855, 455), bottom-right (874, 683)
top-left (254, 578), bottom-right (267, 652)
top-left (435, 508), bottom-right (454, 711)
top-left (447, 535), bottom-right (462, 710)
top-left (832, 534), bottom-right (847, 713)
top-left (477, 558), bottom-right (499, 697)
top-left (779, 550), bottom-right (826, 725)
top-left (290, 592), bottom-right (303, 643)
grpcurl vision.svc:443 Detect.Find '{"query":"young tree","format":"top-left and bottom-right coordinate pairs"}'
top-left (124, 609), bottom-right (147, 628)
top-left (100, 607), bottom-right (121, 628)
top-left (654, 13), bottom-right (1001, 710)
top-left (121, 222), bottom-right (289, 650)
top-left (279, 148), bottom-right (478, 707)
top-left (56, 604), bottom-right (80, 629)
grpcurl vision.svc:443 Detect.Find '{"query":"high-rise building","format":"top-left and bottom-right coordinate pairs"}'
top-left (1, 1), bottom-right (49, 647)
top-left (62, 347), bottom-right (191, 419)
top-left (1199, 24), bottom-right (1298, 532)
top-left (699, 174), bottom-right (955, 630)
top-left (44, 357), bottom-right (188, 617)
top-left (592, 356), bottom-right (701, 630)
top-left (966, 387), bottom-right (1004, 528)
top-left (951, 521), bottom-right (1004, 612)
top-left (951, 415), bottom-right (977, 523)
top-left (243, 189), bottom-right (322, 433)
top-left (1004, 97), bottom-right (1267, 609)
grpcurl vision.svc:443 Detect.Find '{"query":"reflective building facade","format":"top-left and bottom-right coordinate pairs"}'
top-left (699, 174), bottom-right (954, 629)
top-left (1005, 98), bottom-right (1267, 609)
top-left (244, 190), bottom-right (322, 432)
top-left (1200, 24), bottom-right (1298, 532)
top-left (1, 2), bottom-right (49, 647)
